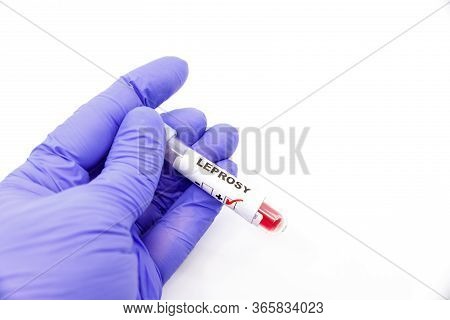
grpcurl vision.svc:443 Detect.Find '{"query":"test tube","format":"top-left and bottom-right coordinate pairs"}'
top-left (164, 124), bottom-right (287, 233)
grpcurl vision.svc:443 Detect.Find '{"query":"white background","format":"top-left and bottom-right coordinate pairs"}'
top-left (0, 0), bottom-right (449, 299)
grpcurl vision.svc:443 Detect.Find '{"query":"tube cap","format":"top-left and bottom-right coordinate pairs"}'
top-left (257, 201), bottom-right (287, 233)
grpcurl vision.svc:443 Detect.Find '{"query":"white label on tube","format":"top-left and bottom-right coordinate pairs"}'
top-left (173, 148), bottom-right (265, 224)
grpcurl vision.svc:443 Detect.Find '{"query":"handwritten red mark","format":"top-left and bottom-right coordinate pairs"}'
top-left (225, 198), bottom-right (243, 205)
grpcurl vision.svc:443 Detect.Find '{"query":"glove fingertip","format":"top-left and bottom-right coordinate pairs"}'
top-left (123, 57), bottom-right (189, 108)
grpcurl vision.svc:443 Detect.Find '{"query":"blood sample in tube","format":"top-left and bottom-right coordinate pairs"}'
top-left (257, 201), bottom-right (286, 233)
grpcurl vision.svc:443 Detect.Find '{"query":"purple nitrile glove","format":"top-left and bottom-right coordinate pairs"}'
top-left (0, 57), bottom-right (238, 299)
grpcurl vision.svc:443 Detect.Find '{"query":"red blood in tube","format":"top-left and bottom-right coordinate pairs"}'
top-left (258, 202), bottom-right (283, 232)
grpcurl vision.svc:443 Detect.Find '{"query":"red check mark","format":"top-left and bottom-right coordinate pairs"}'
top-left (225, 198), bottom-right (243, 205)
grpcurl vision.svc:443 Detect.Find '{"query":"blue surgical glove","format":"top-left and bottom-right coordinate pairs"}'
top-left (0, 57), bottom-right (238, 299)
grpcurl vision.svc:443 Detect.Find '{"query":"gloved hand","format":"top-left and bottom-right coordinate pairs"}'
top-left (0, 57), bottom-right (238, 299)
